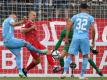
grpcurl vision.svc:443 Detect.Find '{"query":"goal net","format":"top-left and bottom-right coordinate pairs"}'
top-left (0, 0), bottom-right (107, 77)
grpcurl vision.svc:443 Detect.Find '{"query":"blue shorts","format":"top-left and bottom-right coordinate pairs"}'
top-left (4, 38), bottom-right (26, 56)
top-left (68, 38), bottom-right (90, 55)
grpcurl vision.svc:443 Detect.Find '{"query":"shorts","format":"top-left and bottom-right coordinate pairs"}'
top-left (4, 38), bottom-right (26, 56)
top-left (28, 39), bottom-right (47, 60)
top-left (68, 38), bottom-right (90, 55)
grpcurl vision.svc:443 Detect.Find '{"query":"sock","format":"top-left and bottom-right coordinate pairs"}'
top-left (88, 58), bottom-right (100, 73)
top-left (26, 61), bottom-right (36, 71)
top-left (80, 58), bottom-right (88, 77)
top-left (47, 55), bottom-right (55, 67)
top-left (60, 58), bottom-right (64, 67)
top-left (25, 42), bottom-right (47, 54)
top-left (15, 54), bottom-right (22, 73)
top-left (64, 56), bottom-right (72, 73)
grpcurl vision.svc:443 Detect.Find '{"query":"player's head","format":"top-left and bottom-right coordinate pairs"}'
top-left (28, 11), bottom-right (36, 20)
top-left (79, 3), bottom-right (89, 12)
top-left (9, 12), bottom-right (17, 20)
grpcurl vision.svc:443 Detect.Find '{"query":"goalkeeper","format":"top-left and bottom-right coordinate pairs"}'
top-left (53, 28), bottom-right (103, 76)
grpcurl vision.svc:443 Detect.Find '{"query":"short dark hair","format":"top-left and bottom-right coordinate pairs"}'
top-left (80, 3), bottom-right (89, 9)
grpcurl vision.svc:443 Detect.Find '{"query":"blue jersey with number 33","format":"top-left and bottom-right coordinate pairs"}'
top-left (71, 12), bottom-right (94, 39)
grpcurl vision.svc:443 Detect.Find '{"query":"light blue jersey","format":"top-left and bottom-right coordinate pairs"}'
top-left (71, 12), bottom-right (94, 39)
top-left (68, 12), bottom-right (94, 55)
top-left (2, 17), bottom-right (15, 41)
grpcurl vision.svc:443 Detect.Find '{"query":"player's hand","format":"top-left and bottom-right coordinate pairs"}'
top-left (19, 19), bottom-right (25, 24)
top-left (22, 16), bottom-right (27, 24)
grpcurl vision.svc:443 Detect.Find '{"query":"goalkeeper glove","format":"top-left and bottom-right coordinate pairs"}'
top-left (90, 47), bottom-right (99, 55)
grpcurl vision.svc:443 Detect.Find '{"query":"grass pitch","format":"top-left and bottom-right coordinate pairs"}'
top-left (0, 77), bottom-right (106, 80)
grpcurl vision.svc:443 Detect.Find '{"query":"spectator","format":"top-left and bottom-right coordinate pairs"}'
top-left (34, 0), bottom-right (42, 12)
top-left (33, 0), bottom-right (52, 20)
top-left (53, 0), bottom-right (70, 18)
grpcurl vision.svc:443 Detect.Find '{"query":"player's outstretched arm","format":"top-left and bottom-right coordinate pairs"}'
top-left (21, 25), bottom-right (35, 33)
top-left (11, 20), bottom-right (24, 27)
top-left (54, 29), bottom-right (66, 50)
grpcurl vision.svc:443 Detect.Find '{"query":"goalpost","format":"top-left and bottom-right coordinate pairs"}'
top-left (0, 0), bottom-right (107, 77)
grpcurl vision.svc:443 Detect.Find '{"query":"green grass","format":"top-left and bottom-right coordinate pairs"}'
top-left (0, 77), bottom-right (106, 80)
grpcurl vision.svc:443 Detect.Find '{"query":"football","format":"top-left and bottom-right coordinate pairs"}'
top-left (52, 50), bottom-right (61, 59)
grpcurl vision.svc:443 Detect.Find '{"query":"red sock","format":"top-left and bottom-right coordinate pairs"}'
top-left (46, 55), bottom-right (55, 67)
top-left (26, 61), bottom-right (36, 71)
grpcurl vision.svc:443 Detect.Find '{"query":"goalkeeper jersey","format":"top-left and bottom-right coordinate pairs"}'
top-left (55, 29), bottom-right (73, 50)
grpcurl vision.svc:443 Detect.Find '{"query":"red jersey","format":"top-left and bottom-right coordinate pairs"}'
top-left (23, 19), bottom-right (38, 42)
top-left (22, 19), bottom-right (54, 66)
top-left (22, 19), bottom-right (46, 59)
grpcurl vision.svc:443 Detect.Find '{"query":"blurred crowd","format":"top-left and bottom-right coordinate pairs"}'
top-left (0, 0), bottom-right (74, 20)
top-left (0, 0), bottom-right (106, 23)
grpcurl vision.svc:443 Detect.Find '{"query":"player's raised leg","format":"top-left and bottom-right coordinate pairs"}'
top-left (3, 37), bottom-right (47, 77)
top-left (24, 41), bottom-right (48, 54)
top-left (4, 38), bottom-right (48, 54)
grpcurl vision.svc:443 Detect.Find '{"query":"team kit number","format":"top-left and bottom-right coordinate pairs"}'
top-left (76, 18), bottom-right (88, 31)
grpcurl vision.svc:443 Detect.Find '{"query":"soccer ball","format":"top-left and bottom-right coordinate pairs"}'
top-left (52, 50), bottom-right (60, 59)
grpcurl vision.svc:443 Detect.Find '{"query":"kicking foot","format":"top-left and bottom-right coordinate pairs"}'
top-left (41, 49), bottom-right (48, 54)
top-left (22, 68), bottom-right (27, 77)
top-left (19, 72), bottom-right (25, 78)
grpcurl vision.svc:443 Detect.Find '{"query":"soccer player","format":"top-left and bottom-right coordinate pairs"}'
top-left (62, 3), bottom-right (96, 79)
top-left (53, 28), bottom-right (103, 77)
top-left (21, 11), bottom-right (55, 76)
top-left (2, 12), bottom-right (48, 77)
